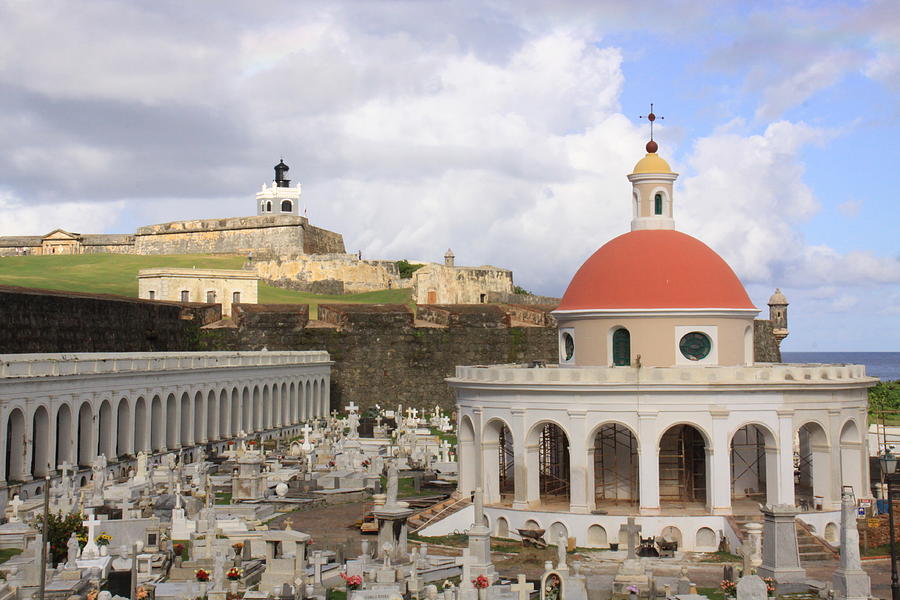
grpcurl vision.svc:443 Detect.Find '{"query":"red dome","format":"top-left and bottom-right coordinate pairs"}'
top-left (558, 230), bottom-right (756, 311)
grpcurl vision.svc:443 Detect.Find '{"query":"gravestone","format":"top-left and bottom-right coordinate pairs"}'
top-left (735, 575), bottom-right (767, 600)
top-left (756, 504), bottom-right (806, 584)
top-left (831, 489), bottom-right (871, 600)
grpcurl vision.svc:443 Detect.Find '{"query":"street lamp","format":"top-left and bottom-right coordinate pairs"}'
top-left (880, 449), bottom-right (900, 600)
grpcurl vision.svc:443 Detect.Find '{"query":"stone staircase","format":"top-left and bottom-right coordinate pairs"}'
top-left (408, 492), bottom-right (471, 533)
top-left (730, 513), bottom-right (837, 565)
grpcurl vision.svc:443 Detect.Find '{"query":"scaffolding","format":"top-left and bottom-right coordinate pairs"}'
top-left (538, 423), bottom-right (570, 499)
top-left (594, 424), bottom-right (638, 504)
top-left (659, 425), bottom-right (706, 502)
top-left (498, 425), bottom-right (515, 494)
top-left (730, 424), bottom-right (767, 499)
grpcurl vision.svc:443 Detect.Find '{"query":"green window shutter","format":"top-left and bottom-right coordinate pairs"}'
top-left (654, 193), bottom-right (663, 215)
top-left (612, 328), bottom-right (631, 366)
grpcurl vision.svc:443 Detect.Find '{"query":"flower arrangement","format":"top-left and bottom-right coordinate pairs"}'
top-left (362, 459), bottom-right (370, 467)
top-left (248, 440), bottom-right (258, 446)
top-left (195, 569), bottom-right (211, 582)
top-left (341, 572), bottom-right (363, 589)
top-left (720, 579), bottom-right (737, 596)
top-left (173, 543), bottom-right (186, 556)
top-left (86, 590), bottom-right (99, 600)
top-left (545, 574), bottom-right (561, 600)
top-left (626, 585), bottom-right (639, 595)
top-left (231, 542), bottom-right (244, 552)
top-left (226, 567), bottom-right (242, 581)
top-left (95, 533), bottom-right (112, 546)
top-left (442, 580), bottom-right (455, 590)
top-left (472, 575), bottom-right (490, 589)
top-left (136, 587), bottom-right (150, 599)
top-left (763, 577), bottom-right (776, 596)
top-left (306, 539), bottom-right (313, 545)
top-left (328, 460), bottom-right (335, 467)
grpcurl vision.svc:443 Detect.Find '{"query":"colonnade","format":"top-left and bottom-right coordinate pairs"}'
top-left (457, 408), bottom-right (869, 515)
top-left (0, 352), bottom-right (332, 483)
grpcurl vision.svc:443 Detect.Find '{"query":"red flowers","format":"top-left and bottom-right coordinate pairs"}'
top-left (341, 573), bottom-right (363, 589)
top-left (195, 569), bottom-right (210, 582)
top-left (173, 543), bottom-right (185, 556)
top-left (226, 567), bottom-right (242, 581)
top-left (473, 575), bottom-right (490, 589)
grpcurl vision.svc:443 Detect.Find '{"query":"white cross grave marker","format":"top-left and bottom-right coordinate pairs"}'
top-left (622, 517), bottom-right (642, 560)
top-left (510, 574), bottom-right (534, 600)
top-left (82, 513), bottom-right (101, 558)
top-left (311, 550), bottom-right (328, 585)
top-left (8, 495), bottom-right (23, 523)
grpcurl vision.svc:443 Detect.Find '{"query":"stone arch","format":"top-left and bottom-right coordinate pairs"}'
top-left (824, 522), bottom-right (838, 543)
top-left (660, 525), bottom-right (683, 547)
top-left (526, 420), bottom-right (570, 506)
top-left (287, 382), bottom-right (295, 425)
top-left (194, 391), bottom-right (204, 444)
top-left (150, 395), bottom-right (163, 451)
top-left (458, 414), bottom-right (476, 495)
top-left (523, 519), bottom-right (541, 532)
top-left (303, 380), bottom-right (311, 420)
top-left (165, 394), bottom-right (178, 449)
top-left (281, 199), bottom-right (292, 212)
top-left (262, 385), bottom-right (271, 430)
top-left (796, 421), bottom-right (830, 507)
top-left (77, 402), bottom-right (93, 466)
top-left (839, 419), bottom-right (863, 496)
top-left (495, 516), bottom-right (510, 538)
top-left (252, 385), bottom-right (261, 431)
top-left (548, 521), bottom-right (568, 545)
top-left (590, 421), bottom-right (639, 507)
top-left (241, 387), bottom-right (251, 433)
top-left (180, 391), bottom-right (191, 446)
top-left (695, 527), bottom-right (717, 551)
top-left (5, 408), bottom-right (25, 480)
top-left (206, 390), bottom-right (217, 441)
top-left (97, 399), bottom-right (113, 459)
top-left (115, 397), bottom-right (131, 458)
top-left (730, 423), bottom-right (778, 505)
top-left (133, 397), bottom-right (147, 452)
top-left (279, 382), bottom-right (288, 426)
top-left (658, 423), bottom-right (708, 505)
top-left (311, 380), bottom-right (319, 417)
top-left (587, 524), bottom-right (607, 547)
top-left (32, 405), bottom-right (51, 477)
top-left (483, 417), bottom-right (515, 505)
top-left (219, 389), bottom-right (230, 439)
top-left (56, 403), bottom-right (73, 467)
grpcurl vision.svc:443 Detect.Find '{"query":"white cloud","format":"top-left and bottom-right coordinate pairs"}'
top-left (0, 190), bottom-right (123, 237)
top-left (837, 198), bottom-right (863, 217)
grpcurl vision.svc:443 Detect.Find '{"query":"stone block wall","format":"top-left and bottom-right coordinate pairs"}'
top-left (487, 291), bottom-right (562, 306)
top-left (412, 263), bottom-right (514, 304)
top-left (254, 254), bottom-right (400, 294)
top-left (416, 304), bottom-right (511, 328)
top-left (754, 319), bottom-right (782, 362)
top-left (0, 285), bottom-right (219, 353)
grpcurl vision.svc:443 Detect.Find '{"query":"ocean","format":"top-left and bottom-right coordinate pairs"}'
top-left (781, 352), bottom-right (900, 381)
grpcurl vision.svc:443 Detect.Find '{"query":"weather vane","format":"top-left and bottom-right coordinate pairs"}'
top-left (639, 103), bottom-right (664, 152)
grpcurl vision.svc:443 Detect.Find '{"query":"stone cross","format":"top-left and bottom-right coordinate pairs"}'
top-left (622, 517), bottom-right (642, 560)
top-left (8, 495), bottom-right (23, 522)
top-left (82, 514), bottom-right (101, 558)
top-left (738, 532), bottom-right (754, 576)
top-left (120, 496), bottom-right (132, 519)
top-left (311, 550), bottom-right (328, 585)
top-left (510, 574), bottom-right (534, 600)
top-left (345, 401), bottom-right (358, 415)
top-left (440, 440), bottom-right (452, 462)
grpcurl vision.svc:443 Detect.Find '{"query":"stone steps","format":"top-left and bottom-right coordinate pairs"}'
top-left (731, 513), bottom-right (837, 564)
top-left (408, 493), bottom-right (470, 532)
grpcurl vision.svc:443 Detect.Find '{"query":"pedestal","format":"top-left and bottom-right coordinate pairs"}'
top-left (373, 505), bottom-right (414, 563)
top-left (756, 504), bottom-right (806, 584)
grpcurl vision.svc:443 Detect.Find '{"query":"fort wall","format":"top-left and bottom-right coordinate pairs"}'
top-left (0, 287), bottom-right (783, 413)
top-left (255, 254), bottom-right (401, 294)
top-left (411, 263), bottom-right (513, 304)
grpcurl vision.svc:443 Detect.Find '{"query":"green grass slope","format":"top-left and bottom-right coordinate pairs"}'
top-left (0, 254), bottom-right (412, 315)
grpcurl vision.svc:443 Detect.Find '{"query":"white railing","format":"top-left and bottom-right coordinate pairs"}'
top-left (0, 351), bottom-right (331, 379)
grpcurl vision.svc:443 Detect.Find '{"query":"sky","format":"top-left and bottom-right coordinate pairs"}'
top-left (0, 0), bottom-right (898, 351)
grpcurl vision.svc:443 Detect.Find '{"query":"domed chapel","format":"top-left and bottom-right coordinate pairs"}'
top-left (447, 129), bottom-right (876, 551)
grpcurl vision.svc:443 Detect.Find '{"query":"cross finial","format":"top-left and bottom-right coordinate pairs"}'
top-left (639, 103), bottom-right (664, 153)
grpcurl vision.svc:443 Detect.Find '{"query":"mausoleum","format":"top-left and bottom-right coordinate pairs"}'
top-left (446, 135), bottom-right (876, 551)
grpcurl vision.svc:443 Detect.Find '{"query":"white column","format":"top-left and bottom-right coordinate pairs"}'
top-left (0, 408), bottom-right (7, 483)
top-left (482, 437), bottom-right (500, 504)
top-left (709, 411), bottom-right (732, 515)
top-left (638, 411), bottom-right (660, 514)
top-left (567, 410), bottom-right (589, 514)
top-left (776, 409), bottom-right (796, 505)
top-left (511, 409), bottom-right (529, 510)
top-left (47, 397), bottom-right (58, 473)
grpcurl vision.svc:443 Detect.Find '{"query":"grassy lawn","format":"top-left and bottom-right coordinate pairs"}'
top-left (0, 253), bottom-right (413, 317)
top-left (698, 550), bottom-right (742, 563)
top-left (215, 492), bottom-right (233, 505)
top-left (0, 548), bottom-right (22, 564)
top-left (697, 587), bottom-right (726, 600)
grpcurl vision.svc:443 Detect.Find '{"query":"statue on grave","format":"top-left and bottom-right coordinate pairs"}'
top-left (91, 454), bottom-right (108, 491)
top-left (386, 462), bottom-right (399, 506)
top-left (135, 451), bottom-right (148, 482)
top-left (66, 532), bottom-right (80, 568)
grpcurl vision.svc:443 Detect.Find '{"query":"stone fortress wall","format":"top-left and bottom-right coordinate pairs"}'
top-left (0, 286), bottom-right (782, 414)
top-left (253, 254), bottom-right (402, 294)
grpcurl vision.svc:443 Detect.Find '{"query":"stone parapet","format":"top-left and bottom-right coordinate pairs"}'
top-left (0, 350), bottom-right (331, 379)
top-left (450, 362), bottom-right (874, 387)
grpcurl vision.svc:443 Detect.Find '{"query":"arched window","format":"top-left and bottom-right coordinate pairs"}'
top-left (654, 193), bottom-right (663, 215)
top-left (266, 201), bottom-right (272, 212)
top-left (612, 328), bottom-right (631, 366)
top-left (281, 200), bottom-right (292, 212)
top-left (180, 290), bottom-right (189, 302)
top-left (206, 290), bottom-right (216, 303)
